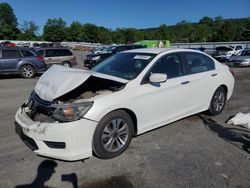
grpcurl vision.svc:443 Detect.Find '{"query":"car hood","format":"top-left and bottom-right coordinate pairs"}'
top-left (35, 65), bottom-right (128, 101)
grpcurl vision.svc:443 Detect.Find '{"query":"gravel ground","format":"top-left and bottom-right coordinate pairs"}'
top-left (0, 53), bottom-right (249, 188)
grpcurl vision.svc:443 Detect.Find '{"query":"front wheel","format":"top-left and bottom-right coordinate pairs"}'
top-left (93, 110), bottom-right (134, 159)
top-left (208, 86), bottom-right (227, 116)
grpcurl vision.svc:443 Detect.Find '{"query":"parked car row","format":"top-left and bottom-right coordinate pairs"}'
top-left (0, 47), bottom-right (77, 78)
top-left (84, 44), bottom-right (145, 68)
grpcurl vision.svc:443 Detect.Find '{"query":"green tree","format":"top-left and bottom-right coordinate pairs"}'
top-left (97, 27), bottom-right (112, 44)
top-left (199, 16), bottom-right (213, 26)
top-left (173, 20), bottom-right (194, 42)
top-left (112, 28), bottom-right (126, 44)
top-left (158, 24), bottom-right (170, 40)
top-left (66, 21), bottom-right (82, 41)
top-left (124, 28), bottom-right (143, 43)
top-left (18, 21), bottom-right (39, 40)
top-left (43, 18), bottom-right (67, 41)
top-left (239, 20), bottom-right (250, 41)
top-left (216, 20), bottom-right (234, 41)
top-left (82, 23), bottom-right (99, 43)
top-left (0, 2), bottom-right (19, 39)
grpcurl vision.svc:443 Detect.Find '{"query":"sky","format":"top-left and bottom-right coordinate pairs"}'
top-left (1, 0), bottom-right (250, 34)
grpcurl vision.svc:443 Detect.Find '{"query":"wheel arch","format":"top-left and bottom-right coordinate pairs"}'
top-left (219, 84), bottom-right (228, 99)
top-left (18, 62), bottom-right (37, 71)
top-left (99, 108), bottom-right (138, 136)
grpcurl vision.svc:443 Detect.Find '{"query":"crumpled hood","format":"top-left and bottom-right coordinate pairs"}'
top-left (35, 65), bottom-right (128, 101)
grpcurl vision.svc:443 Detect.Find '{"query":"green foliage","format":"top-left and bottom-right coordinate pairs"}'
top-left (0, 2), bottom-right (19, 39)
top-left (66, 21), bottom-right (83, 42)
top-left (17, 21), bottom-right (39, 40)
top-left (43, 18), bottom-right (67, 42)
top-left (82, 23), bottom-right (99, 43)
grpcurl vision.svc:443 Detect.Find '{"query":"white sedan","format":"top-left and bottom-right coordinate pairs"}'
top-left (15, 48), bottom-right (235, 161)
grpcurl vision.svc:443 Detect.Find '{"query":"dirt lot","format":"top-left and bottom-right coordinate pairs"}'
top-left (0, 53), bottom-right (249, 188)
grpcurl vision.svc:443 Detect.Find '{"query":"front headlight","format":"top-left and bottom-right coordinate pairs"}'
top-left (91, 56), bottom-right (101, 61)
top-left (51, 102), bottom-right (93, 122)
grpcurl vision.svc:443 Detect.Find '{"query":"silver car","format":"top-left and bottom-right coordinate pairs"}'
top-left (228, 49), bottom-right (250, 67)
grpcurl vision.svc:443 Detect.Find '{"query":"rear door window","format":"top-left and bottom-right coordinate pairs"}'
top-left (59, 49), bottom-right (73, 56)
top-left (184, 53), bottom-right (215, 74)
top-left (20, 50), bottom-right (35, 57)
top-left (46, 49), bottom-right (59, 57)
top-left (2, 50), bottom-right (21, 58)
top-left (150, 53), bottom-right (183, 79)
top-left (37, 50), bottom-right (45, 56)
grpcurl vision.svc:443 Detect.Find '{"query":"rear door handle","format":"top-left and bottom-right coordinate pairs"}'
top-left (211, 73), bottom-right (218, 77)
top-left (181, 81), bottom-right (190, 85)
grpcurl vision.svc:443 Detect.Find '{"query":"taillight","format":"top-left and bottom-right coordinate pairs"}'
top-left (36, 56), bottom-right (44, 60)
top-left (73, 55), bottom-right (76, 62)
top-left (229, 69), bottom-right (235, 77)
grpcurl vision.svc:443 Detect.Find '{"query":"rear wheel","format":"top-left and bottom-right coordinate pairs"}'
top-left (93, 110), bottom-right (134, 159)
top-left (62, 61), bottom-right (71, 67)
top-left (208, 86), bottom-right (226, 115)
top-left (20, 65), bottom-right (35, 78)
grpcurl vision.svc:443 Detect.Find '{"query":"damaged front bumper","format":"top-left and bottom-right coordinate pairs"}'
top-left (15, 107), bottom-right (97, 161)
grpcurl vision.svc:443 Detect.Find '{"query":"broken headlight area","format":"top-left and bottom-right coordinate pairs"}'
top-left (51, 102), bottom-right (93, 122)
top-left (24, 92), bottom-right (93, 123)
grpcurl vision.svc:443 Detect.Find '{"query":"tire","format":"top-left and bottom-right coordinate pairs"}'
top-left (20, 65), bottom-right (35, 78)
top-left (93, 110), bottom-right (134, 159)
top-left (62, 61), bottom-right (71, 67)
top-left (208, 86), bottom-right (227, 116)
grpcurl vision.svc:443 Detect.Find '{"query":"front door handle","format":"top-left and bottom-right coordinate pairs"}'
top-left (181, 81), bottom-right (190, 85)
top-left (211, 73), bottom-right (218, 77)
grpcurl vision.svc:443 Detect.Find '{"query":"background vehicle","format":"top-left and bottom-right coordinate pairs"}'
top-left (228, 49), bottom-right (250, 67)
top-left (213, 45), bottom-right (244, 62)
top-left (15, 48), bottom-right (234, 161)
top-left (0, 47), bottom-right (46, 78)
top-left (84, 44), bottom-right (145, 68)
top-left (0, 41), bottom-right (16, 47)
top-left (36, 48), bottom-right (77, 67)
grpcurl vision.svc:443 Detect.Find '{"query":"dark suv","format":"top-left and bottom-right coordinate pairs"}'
top-left (0, 47), bottom-right (46, 78)
top-left (84, 44), bottom-right (145, 68)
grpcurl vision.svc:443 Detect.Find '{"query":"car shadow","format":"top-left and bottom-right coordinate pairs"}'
top-left (15, 160), bottom-right (58, 188)
top-left (14, 159), bottom-right (133, 188)
top-left (15, 160), bottom-right (78, 188)
top-left (0, 74), bottom-right (42, 80)
top-left (198, 115), bottom-right (250, 154)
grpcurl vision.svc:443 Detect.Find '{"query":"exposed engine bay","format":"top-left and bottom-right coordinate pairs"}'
top-left (25, 76), bottom-right (126, 123)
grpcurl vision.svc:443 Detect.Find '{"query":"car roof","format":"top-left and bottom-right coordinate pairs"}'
top-left (0, 47), bottom-right (34, 50)
top-left (122, 48), bottom-right (203, 54)
top-left (35, 48), bottom-right (70, 50)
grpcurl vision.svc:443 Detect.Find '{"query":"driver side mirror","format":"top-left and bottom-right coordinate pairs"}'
top-left (149, 73), bottom-right (167, 83)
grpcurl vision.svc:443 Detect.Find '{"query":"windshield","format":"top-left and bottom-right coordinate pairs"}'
top-left (91, 52), bottom-right (156, 80)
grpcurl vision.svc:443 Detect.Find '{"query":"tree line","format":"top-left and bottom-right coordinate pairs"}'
top-left (0, 2), bottom-right (249, 44)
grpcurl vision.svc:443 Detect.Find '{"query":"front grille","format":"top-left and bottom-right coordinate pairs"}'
top-left (29, 91), bottom-right (55, 115)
